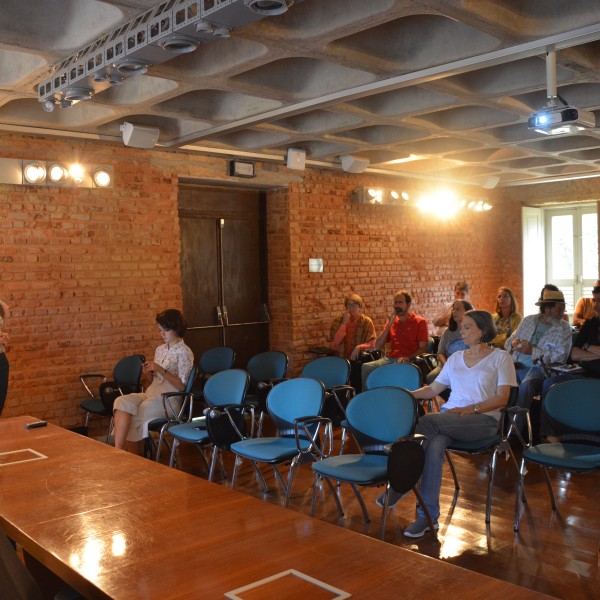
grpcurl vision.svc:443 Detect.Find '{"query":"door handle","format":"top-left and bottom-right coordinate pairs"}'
top-left (222, 305), bottom-right (229, 326)
top-left (216, 306), bottom-right (223, 325)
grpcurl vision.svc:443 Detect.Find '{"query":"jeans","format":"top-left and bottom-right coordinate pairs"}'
top-left (360, 356), bottom-right (396, 388)
top-left (414, 412), bottom-right (499, 520)
top-left (515, 365), bottom-right (546, 434)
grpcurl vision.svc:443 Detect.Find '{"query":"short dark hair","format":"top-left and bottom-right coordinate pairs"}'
top-left (593, 286), bottom-right (600, 295)
top-left (156, 309), bottom-right (187, 338)
top-left (455, 281), bottom-right (469, 293)
top-left (394, 289), bottom-right (411, 304)
top-left (448, 300), bottom-right (474, 331)
top-left (463, 310), bottom-right (497, 343)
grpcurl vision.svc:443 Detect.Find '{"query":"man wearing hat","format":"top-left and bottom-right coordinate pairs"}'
top-left (505, 286), bottom-right (572, 428)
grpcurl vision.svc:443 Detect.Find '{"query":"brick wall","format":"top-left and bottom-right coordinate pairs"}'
top-left (0, 132), bottom-right (531, 431)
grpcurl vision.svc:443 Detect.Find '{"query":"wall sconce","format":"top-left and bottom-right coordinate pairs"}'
top-left (47, 163), bottom-right (69, 185)
top-left (9, 160), bottom-right (114, 189)
top-left (93, 167), bottom-right (113, 188)
top-left (351, 186), bottom-right (410, 205)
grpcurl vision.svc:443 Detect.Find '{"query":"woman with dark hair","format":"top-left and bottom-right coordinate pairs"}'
top-left (426, 300), bottom-right (473, 383)
top-left (113, 309), bottom-right (194, 454)
top-left (388, 310), bottom-right (516, 538)
top-left (0, 299), bottom-right (9, 415)
top-left (491, 287), bottom-right (522, 348)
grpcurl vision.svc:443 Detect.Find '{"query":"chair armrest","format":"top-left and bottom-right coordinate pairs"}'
top-left (80, 373), bottom-right (107, 399)
top-left (383, 433), bottom-right (426, 454)
top-left (293, 416), bottom-right (334, 458)
top-left (502, 406), bottom-right (532, 448)
top-left (161, 391), bottom-right (200, 423)
top-left (257, 377), bottom-right (288, 390)
top-left (207, 403), bottom-right (254, 440)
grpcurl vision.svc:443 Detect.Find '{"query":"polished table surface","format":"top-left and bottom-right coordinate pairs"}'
top-left (0, 416), bottom-right (551, 600)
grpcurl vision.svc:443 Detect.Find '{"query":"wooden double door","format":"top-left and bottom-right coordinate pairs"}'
top-left (178, 185), bottom-right (269, 368)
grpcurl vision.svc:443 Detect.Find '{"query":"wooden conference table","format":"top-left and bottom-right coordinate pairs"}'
top-left (0, 416), bottom-right (550, 600)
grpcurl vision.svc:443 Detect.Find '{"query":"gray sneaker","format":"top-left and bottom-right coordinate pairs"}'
top-left (403, 516), bottom-right (439, 538)
top-left (375, 489), bottom-right (409, 509)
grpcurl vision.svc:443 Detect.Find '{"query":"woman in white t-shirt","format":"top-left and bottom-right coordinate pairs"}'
top-left (393, 310), bottom-right (517, 538)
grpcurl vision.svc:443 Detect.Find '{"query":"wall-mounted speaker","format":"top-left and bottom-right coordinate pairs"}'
top-left (286, 148), bottom-right (306, 171)
top-left (120, 122), bottom-right (160, 148)
top-left (340, 155), bottom-right (370, 173)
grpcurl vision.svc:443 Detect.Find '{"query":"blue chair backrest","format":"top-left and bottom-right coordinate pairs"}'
top-left (203, 368), bottom-right (249, 408)
top-left (300, 356), bottom-right (350, 389)
top-left (247, 351), bottom-right (288, 382)
top-left (113, 354), bottom-right (145, 385)
top-left (346, 387), bottom-right (417, 444)
top-left (544, 379), bottom-right (600, 432)
top-left (267, 377), bottom-right (324, 430)
top-left (200, 346), bottom-right (235, 374)
top-left (184, 365), bottom-right (198, 394)
top-left (364, 362), bottom-right (421, 391)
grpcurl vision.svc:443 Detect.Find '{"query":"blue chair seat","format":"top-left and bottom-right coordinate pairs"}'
top-left (168, 422), bottom-right (210, 445)
top-left (231, 437), bottom-right (312, 463)
top-left (312, 454), bottom-right (387, 485)
top-left (523, 443), bottom-right (600, 471)
top-left (448, 434), bottom-right (500, 453)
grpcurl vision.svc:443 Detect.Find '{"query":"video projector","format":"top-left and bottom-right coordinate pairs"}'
top-left (528, 105), bottom-right (596, 135)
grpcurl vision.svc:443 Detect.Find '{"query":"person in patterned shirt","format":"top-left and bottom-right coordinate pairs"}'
top-left (113, 309), bottom-right (194, 454)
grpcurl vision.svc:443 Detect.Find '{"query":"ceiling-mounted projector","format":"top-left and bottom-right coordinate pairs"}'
top-left (528, 105), bottom-right (596, 135)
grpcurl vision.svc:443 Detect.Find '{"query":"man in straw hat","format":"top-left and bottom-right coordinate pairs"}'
top-left (505, 286), bottom-right (572, 433)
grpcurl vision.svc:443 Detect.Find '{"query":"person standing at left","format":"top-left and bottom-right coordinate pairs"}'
top-left (0, 299), bottom-right (9, 415)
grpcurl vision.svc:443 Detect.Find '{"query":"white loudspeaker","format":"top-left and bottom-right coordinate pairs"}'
top-left (286, 148), bottom-right (306, 171)
top-left (120, 122), bottom-right (160, 149)
top-left (341, 155), bottom-right (370, 173)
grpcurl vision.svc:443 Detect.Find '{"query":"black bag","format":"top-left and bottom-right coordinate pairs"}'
top-left (411, 353), bottom-right (439, 381)
top-left (99, 382), bottom-right (141, 413)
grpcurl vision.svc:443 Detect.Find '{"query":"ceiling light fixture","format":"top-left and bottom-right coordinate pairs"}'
top-left (245, 0), bottom-right (294, 15)
top-left (195, 20), bottom-right (214, 33)
top-left (42, 100), bottom-right (55, 113)
top-left (63, 87), bottom-right (94, 102)
top-left (212, 26), bottom-right (231, 38)
top-left (22, 162), bottom-right (46, 184)
top-left (159, 34), bottom-right (199, 54)
top-left (114, 59), bottom-right (150, 75)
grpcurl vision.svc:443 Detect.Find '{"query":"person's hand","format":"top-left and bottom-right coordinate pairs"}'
top-left (389, 310), bottom-right (397, 322)
top-left (341, 312), bottom-right (350, 324)
top-left (0, 332), bottom-right (9, 345)
top-left (143, 360), bottom-right (163, 374)
top-left (445, 406), bottom-right (471, 415)
top-left (350, 346), bottom-right (362, 361)
top-left (397, 356), bottom-right (410, 363)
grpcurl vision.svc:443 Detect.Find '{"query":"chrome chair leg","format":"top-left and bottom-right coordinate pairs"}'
top-left (350, 483), bottom-right (370, 523)
top-left (541, 466), bottom-right (558, 510)
top-left (168, 439), bottom-right (179, 468)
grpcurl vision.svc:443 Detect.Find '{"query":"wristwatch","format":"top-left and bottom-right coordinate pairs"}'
top-left (473, 403), bottom-right (480, 414)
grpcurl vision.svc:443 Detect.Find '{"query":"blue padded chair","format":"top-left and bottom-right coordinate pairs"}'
top-left (364, 362), bottom-right (422, 391)
top-left (231, 377), bottom-right (327, 507)
top-left (310, 386), bottom-right (421, 526)
top-left (514, 379), bottom-right (600, 531)
top-left (79, 354), bottom-right (145, 441)
top-left (445, 386), bottom-right (521, 523)
top-left (244, 350), bottom-right (288, 436)
top-left (166, 369), bottom-right (249, 479)
top-left (300, 356), bottom-right (354, 432)
top-left (145, 365), bottom-right (198, 461)
top-left (197, 346), bottom-right (235, 388)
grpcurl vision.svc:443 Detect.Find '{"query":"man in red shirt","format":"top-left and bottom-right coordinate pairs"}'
top-left (361, 290), bottom-right (429, 387)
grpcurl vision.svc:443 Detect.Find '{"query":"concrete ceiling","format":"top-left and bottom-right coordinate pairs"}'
top-left (3, 0), bottom-right (600, 188)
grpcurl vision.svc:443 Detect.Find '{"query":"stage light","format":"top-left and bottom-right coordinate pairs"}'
top-left (69, 164), bottom-right (85, 184)
top-left (245, 0), bottom-right (294, 15)
top-left (48, 164), bottom-right (68, 184)
top-left (23, 162), bottom-right (46, 184)
top-left (93, 167), bottom-right (112, 188)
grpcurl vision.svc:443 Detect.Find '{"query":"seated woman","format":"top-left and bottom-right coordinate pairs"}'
top-left (113, 309), bottom-right (194, 454)
top-left (491, 286), bottom-right (522, 348)
top-left (391, 310), bottom-right (517, 538)
top-left (426, 300), bottom-right (473, 384)
top-left (330, 293), bottom-right (376, 391)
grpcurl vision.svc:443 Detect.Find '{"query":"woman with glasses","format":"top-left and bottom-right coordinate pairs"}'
top-left (113, 309), bottom-right (194, 454)
top-left (330, 293), bottom-right (376, 390)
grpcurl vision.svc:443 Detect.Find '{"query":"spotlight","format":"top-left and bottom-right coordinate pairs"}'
top-left (42, 100), bottom-right (55, 113)
top-left (213, 26), bottom-right (231, 38)
top-left (93, 72), bottom-right (107, 83)
top-left (23, 162), bottom-right (46, 184)
top-left (69, 164), bottom-right (85, 184)
top-left (159, 34), bottom-right (198, 54)
top-left (93, 167), bottom-right (112, 188)
top-left (48, 164), bottom-right (68, 184)
top-left (196, 20), bottom-right (214, 33)
top-left (63, 87), bottom-right (93, 102)
top-left (114, 59), bottom-right (149, 75)
top-left (107, 74), bottom-right (124, 85)
top-left (245, 0), bottom-right (293, 15)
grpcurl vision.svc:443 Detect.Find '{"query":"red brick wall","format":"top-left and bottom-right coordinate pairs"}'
top-left (267, 172), bottom-right (522, 375)
top-left (0, 132), bottom-right (525, 431)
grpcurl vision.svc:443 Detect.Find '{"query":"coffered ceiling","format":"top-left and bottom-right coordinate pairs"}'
top-left (3, 0), bottom-right (600, 188)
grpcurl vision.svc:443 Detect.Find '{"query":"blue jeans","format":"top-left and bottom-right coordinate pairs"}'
top-left (515, 365), bottom-right (546, 433)
top-left (415, 412), bottom-right (499, 520)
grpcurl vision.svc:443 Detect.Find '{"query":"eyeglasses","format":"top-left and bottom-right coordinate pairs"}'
top-left (346, 302), bottom-right (360, 308)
